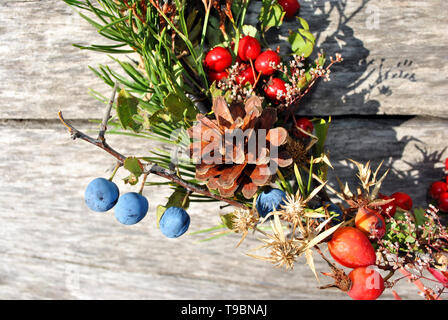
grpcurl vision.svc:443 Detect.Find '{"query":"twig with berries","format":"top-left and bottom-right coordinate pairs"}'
top-left (58, 103), bottom-right (247, 210)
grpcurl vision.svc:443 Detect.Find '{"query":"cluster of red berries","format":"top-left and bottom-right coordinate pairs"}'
top-left (204, 36), bottom-right (290, 102)
top-left (427, 158), bottom-right (448, 213)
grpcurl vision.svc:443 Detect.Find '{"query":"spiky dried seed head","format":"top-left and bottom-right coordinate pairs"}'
top-left (269, 240), bottom-right (298, 270)
top-left (279, 193), bottom-right (306, 225)
top-left (231, 208), bottom-right (259, 234)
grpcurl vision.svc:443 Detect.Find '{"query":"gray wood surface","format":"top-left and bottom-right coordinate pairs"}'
top-left (1, 0), bottom-right (447, 300)
top-left (2, 117), bottom-right (446, 299)
top-left (0, 0), bottom-right (447, 119)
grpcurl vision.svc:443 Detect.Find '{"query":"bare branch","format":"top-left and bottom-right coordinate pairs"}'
top-left (58, 111), bottom-right (246, 209)
top-left (98, 82), bottom-right (118, 141)
top-left (58, 111), bottom-right (127, 163)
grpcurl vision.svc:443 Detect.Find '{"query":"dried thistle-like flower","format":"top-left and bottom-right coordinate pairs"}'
top-left (232, 208), bottom-right (259, 234)
top-left (278, 181), bottom-right (327, 228)
top-left (231, 207), bottom-right (259, 247)
top-left (248, 214), bottom-right (299, 270)
top-left (280, 192), bottom-right (307, 226)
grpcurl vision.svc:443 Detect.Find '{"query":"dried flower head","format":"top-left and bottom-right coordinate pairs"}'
top-left (279, 192), bottom-right (307, 226)
top-left (248, 214), bottom-right (299, 270)
top-left (232, 208), bottom-right (259, 234)
top-left (231, 207), bottom-right (259, 247)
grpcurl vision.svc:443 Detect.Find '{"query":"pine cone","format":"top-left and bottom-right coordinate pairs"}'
top-left (188, 96), bottom-right (293, 199)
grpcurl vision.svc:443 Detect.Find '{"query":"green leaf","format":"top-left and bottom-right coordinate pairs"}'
top-left (116, 88), bottom-right (142, 132)
top-left (318, 52), bottom-right (326, 67)
top-left (209, 81), bottom-right (223, 98)
top-left (123, 173), bottom-right (139, 185)
top-left (288, 31), bottom-right (306, 52)
top-left (220, 213), bottom-right (235, 230)
top-left (294, 163), bottom-right (306, 197)
top-left (298, 17), bottom-right (310, 30)
top-left (288, 31), bottom-right (314, 58)
top-left (205, 15), bottom-right (223, 48)
top-left (260, 1), bottom-right (285, 32)
top-left (313, 117), bottom-right (331, 158)
top-left (156, 205), bottom-right (167, 228)
top-left (241, 25), bottom-right (258, 38)
top-left (124, 157), bottom-right (143, 177)
top-left (298, 29), bottom-right (316, 45)
top-left (189, 223), bottom-right (227, 235)
top-left (163, 93), bottom-right (197, 121)
top-left (413, 207), bottom-right (428, 226)
top-left (166, 188), bottom-right (190, 209)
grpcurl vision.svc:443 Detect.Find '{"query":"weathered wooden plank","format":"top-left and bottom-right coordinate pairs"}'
top-left (326, 116), bottom-right (448, 206)
top-left (0, 0), bottom-right (116, 120)
top-left (258, 0), bottom-right (448, 118)
top-left (2, 117), bottom-right (446, 299)
top-left (0, 0), bottom-right (447, 119)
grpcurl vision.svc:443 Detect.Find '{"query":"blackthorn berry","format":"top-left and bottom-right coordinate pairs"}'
top-left (84, 177), bottom-right (119, 212)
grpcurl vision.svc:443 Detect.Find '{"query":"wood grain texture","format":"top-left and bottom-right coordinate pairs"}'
top-left (253, 0), bottom-right (448, 118)
top-left (0, 0), bottom-right (447, 119)
top-left (1, 0), bottom-right (447, 301)
top-left (1, 117), bottom-right (447, 299)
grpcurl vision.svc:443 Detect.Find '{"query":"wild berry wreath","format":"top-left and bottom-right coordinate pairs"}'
top-left (60, 0), bottom-right (448, 300)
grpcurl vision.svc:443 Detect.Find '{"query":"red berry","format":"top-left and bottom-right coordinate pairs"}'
top-left (207, 70), bottom-right (228, 83)
top-left (438, 192), bottom-right (448, 212)
top-left (429, 181), bottom-right (448, 200)
top-left (204, 47), bottom-right (232, 72)
top-left (295, 117), bottom-right (313, 138)
top-left (379, 194), bottom-right (397, 218)
top-left (278, 0), bottom-right (301, 19)
top-left (391, 192), bottom-right (413, 211)
top-left (347, 267), bottom-right (385, 300)
top-left (255, 50), bottom-right (281, 75)
top-left (264, 78), bottom-right (287, 101)
top-left (328, 227), bottom-right (376, 268)
top-left (355, 207), bottom-right (386, 240)
top-left (236, 65), bottom-right (256, 86)
top-left (238, 36), bottom-right (261, 62)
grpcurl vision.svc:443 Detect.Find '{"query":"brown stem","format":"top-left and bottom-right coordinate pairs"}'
top-left (98, 82), bottom-right (118, 141)
top-left (123, 0), bottom-right (146, 25)
top-left (58, 111), bottom-right (246, 209)
top-left (383, 270), bottom-right (395, 282)
top-left (139, 172), bottom-right (149, 194)
top-left (146, 164), bottom-right (246, 209)
top-left (58, 111), bottom-right (126, 163)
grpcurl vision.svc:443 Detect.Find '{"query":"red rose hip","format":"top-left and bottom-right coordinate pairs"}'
top-left (204, 47), bottom-right (232, 72)
top-left (355, 207), bottom-right (386, 239)
top-left (347, 267), bottom-right (385, 300)
top-left (238, 36), bottom-right (261, 62)
top-left (391, 192), bottom-right (413, 211)
top-left (264, 78), bottom-right (287, 101)
top-left (255, 50), bottom-right (281, 75)
top-left (328, 227), bottom-right (376, 268)
top-left (278, 0), bottom-right (301, 19)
